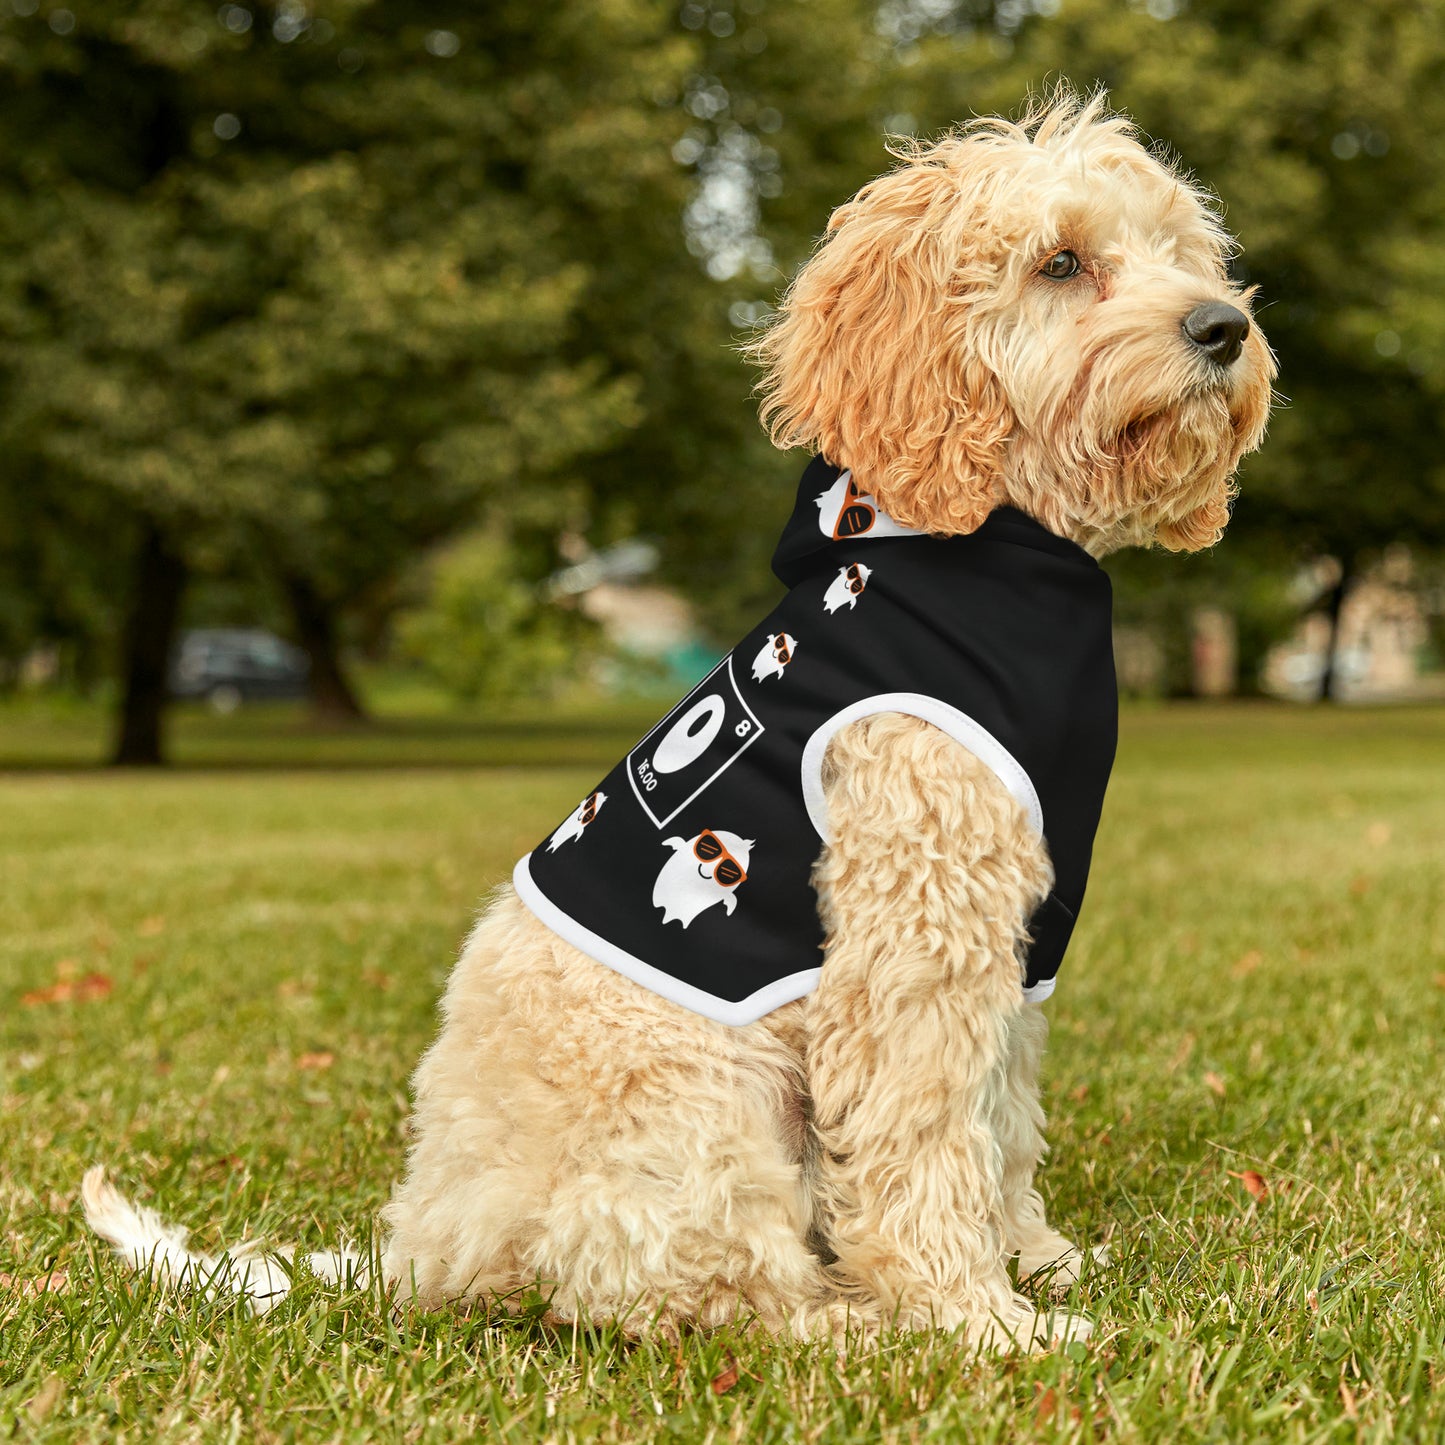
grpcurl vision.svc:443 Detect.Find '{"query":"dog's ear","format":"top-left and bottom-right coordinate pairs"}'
top-left (749, 149), bottom-right (1013, 535)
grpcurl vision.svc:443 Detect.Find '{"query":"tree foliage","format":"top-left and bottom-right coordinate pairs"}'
top-left (395, 530), bottom-right (596, 705)
top-left (0, 0), bottom-right (700, 751)
top-left (3, 0), bottom-right (1444, 733)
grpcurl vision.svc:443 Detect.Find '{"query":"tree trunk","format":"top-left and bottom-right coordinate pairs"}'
top-left (284, 572), bottom-right (367, 724)
top-left (111, 523), bottom-right (187, 766)
top-left (1317, 555), bottom-right (1354, 703)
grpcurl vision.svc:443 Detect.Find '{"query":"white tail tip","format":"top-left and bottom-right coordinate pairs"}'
top-left (81, 1166), bottom-right (368, 1315)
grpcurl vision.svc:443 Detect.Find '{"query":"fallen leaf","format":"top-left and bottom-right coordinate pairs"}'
top-left (138, 915), bottom-right (166, 937)
top-left (1069, 1083), bottom-right (1089, 1103)
top-left (1231, 950), bottom-right (1263, 978)
top-left (295, 1051), bottom-right (334, 1071)
top-left (1167, 1033), bottom-right (1196, 1073)
top-left (27, 1374), bottom-right (64, 1423)
top-left (21, 973), bottom-right (112, 1007)
top-left (1433, 973), bottom-right (1445, 990)
top-left (1228, 1169), bottom-right (1268, 1200)
top-left (710, 1355), bottom-right (740, 1395)
top-left (21, 982), bottom-right (69, 1006)
top-left (1364, 822), bottom-right (1391, 848)
top-left (1349, 875), bottom-right (1372, 898)
top-left (1034, 1386), bottom-right (1058, 1425)
top-left (0, 1267), bottom-right (69, 1299)
top-left (1204, 1071), bottom-right (1227, 1098)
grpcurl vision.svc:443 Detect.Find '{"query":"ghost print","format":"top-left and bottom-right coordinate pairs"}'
top-left (545, 791), bottom-right (606, 851)
top-left (823, 563), bottom-right (871, 614)
top-left (813, 470), bottom-right (917, 541)
top-left (750, 632), bottom-right (798, 683)
top-left (652, 829), bottom-right (753, 927)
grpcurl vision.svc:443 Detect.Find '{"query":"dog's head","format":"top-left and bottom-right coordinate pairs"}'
top-left (751, 90), bottom-right (1275, 554)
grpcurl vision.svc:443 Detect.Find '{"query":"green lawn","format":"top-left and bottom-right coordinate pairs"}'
top-left (2, 702), bottom-right (1443, 1442)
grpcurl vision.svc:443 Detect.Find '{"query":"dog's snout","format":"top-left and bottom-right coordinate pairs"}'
top-left (1182, 302), bottom-right (1250, 367)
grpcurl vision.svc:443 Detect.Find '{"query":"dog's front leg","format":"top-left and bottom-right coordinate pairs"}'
top-left (805, 713), bottom-right (1088, 1350)
top-left (994, 1003), bottom-right (1097, 1290)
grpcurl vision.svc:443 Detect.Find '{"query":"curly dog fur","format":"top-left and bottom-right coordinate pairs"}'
top-left (85, 89), bottom-right (1274, 1351)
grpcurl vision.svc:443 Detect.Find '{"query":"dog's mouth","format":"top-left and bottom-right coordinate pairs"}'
top-left (1117, 407), bottom-right (1198, 461)
top-left (1119, 380), bottom-right (1243, 451)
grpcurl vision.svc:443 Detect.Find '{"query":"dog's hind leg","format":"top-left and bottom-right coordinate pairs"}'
top-left (383, 893), bottom-right (835, 1339)
top-left (805, 714), bottom-right (1090, 1350)
top-left (513, 986), bottom-right (837, 1341)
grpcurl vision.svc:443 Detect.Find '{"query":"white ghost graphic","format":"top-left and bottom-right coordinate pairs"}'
top-left (750, 632), bottom-right (798, 683)
top-left (652, 829), bottom-right (754, 927)
top-left (823, 562), bottom-right (871, 614)
top-left (545, 791), bottom-right (606, 851)
top-left (814, 470), bottom-right (918, 541)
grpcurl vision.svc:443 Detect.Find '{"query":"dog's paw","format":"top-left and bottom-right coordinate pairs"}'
top-left (1032, 1308), bottom-right (1093, 1347)
top-left (969, 1296), bottom-right (1093, 1353)
top-left (1018, 1239), bottom-right (1110, 1293)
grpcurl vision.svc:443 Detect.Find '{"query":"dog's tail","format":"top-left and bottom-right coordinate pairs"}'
top-left (81, 1165), bottom-right (368, 1315)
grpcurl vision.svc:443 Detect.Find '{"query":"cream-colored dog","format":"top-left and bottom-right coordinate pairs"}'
top-left (85, 91), bottom-right (1274, 1351)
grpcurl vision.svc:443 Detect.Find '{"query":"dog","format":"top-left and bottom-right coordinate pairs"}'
top-left (85, 90), bottom-right (1274, 1351)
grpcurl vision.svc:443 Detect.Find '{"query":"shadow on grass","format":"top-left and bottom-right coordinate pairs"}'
top-left (0, 700), bottom-right (666, 774)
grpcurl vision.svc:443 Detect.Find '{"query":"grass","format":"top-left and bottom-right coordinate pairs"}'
top-left (2, 699), bottom-right (1443, 1442)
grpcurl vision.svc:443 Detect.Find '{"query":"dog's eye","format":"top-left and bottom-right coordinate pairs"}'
top-left (1041, 250), bottom-right (1081, 280)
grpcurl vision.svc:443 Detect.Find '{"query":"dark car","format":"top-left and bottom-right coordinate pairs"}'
top-left (169, 629), bottom-right (310, 712)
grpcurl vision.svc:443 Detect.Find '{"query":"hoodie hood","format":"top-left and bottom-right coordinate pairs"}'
top-left (772, 455), bottom-right (1098, 587)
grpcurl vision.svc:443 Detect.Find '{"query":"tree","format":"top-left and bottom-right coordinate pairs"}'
top-left (0, 0), bottom-right (690, 758)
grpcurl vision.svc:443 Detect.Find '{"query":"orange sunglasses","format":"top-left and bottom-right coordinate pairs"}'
top-left (693, 830), bottom-right (747, 886)
top-left (831, 477), bottom-right (876, 540)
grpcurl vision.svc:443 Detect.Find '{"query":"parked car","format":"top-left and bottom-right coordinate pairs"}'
top-left (169, 629), bottom-right (310, 712)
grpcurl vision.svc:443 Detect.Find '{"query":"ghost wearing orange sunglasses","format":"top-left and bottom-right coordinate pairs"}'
top-left (652, 828), bottom-right (756, 927)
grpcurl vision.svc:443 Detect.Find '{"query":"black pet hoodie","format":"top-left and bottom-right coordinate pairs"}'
top-left (514, 456), bottom-right (1118, 1025)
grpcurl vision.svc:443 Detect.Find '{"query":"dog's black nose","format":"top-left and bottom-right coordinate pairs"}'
top-left (1182, 302), bottom-right (1250, 366)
